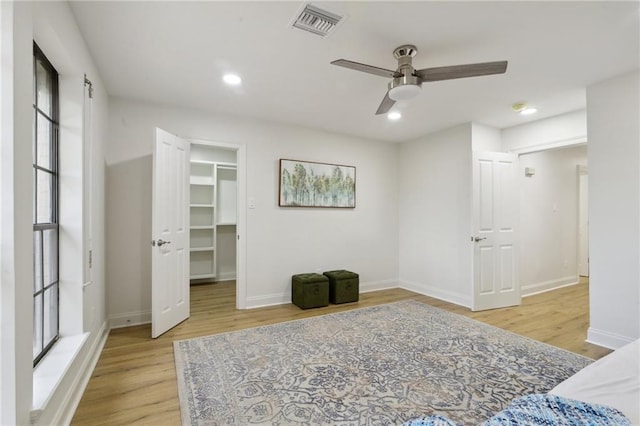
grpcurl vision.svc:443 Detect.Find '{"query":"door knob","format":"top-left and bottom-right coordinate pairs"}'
top-left (474, 236), bottom-right (487, 242)
top-left (152, 239), bottom-right (171, 247)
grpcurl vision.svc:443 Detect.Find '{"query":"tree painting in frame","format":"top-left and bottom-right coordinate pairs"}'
top-left (279, 159), bottom-right (356, 208)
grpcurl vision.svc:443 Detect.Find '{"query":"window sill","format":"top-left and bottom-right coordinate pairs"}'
top-left (31, 333), bottom-right (89, 417)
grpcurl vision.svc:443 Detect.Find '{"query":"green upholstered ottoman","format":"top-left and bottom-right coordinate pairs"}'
top-left (323, 270), bottom-right (359, 304)
top-left (292, 273), bottom-right (329, 309)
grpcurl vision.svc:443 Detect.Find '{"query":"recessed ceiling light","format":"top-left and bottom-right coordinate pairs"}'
top-left (520, 107), bottom-right (538, 115)
top-left (388, 112), bottom-right (402, 121)
top-left (223, 73), bottom-right (242, 86)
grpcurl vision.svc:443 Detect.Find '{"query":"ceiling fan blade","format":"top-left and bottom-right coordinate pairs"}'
top-left (375, 91), bottom-right (396, 115)
top-left (416, 60), bottom-right (508, 82)
top-left (331, 59), bottom-right (398, 78)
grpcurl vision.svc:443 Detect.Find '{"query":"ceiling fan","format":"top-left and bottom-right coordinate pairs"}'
top-left (331, 45), bottom-right (508, 115)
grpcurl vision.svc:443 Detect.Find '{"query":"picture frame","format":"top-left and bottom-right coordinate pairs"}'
top-left (279, 159), bottom-right (356, 208)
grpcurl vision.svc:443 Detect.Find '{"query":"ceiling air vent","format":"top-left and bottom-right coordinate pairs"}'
top-left (292, 4), bottom-right (343, 38)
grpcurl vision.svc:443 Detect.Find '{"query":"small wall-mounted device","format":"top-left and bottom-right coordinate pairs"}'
top-left (524, 167), bottom-right (535, 177)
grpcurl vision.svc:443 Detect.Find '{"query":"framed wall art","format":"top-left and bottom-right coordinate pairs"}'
top-left (279, 159), bottom-right (356, 208)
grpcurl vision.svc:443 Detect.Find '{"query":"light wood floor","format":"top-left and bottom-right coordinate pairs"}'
top-left (71, 278), bottom-right (610, 425)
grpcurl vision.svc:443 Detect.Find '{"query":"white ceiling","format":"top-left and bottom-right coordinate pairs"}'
top-left (69, 1), bottom-right (639, 143)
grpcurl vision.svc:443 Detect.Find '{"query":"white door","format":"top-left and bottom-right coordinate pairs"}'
top-left (578, 168), bottom-right (589, 276)
top-left (152, 128), bottom-right (190, 338)
top-left (472, 151), bottom-right (520, 311)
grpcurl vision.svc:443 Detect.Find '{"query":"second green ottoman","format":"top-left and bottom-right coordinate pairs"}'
top-left (292, 273), bottom-right (329, 309)
top-left (323, 270), bottom-right (359, 304)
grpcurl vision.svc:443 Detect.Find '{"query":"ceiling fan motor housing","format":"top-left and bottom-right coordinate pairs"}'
top-left (388, 44), bottom-right (422, 101)
top-left (389, 73), bottom-right (421, 90)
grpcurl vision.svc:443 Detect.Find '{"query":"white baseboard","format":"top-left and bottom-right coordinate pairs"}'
top-left (398, 279), bottom-right (471, 308)
top-left (244, 280), bottom-right (400, 309)
top-left (53, 321), bottom-right (110, 426)
top-left (360, 279), bottom-right (398, 293)
top-left (587, 327), bottom-right (636, 350)
top-left (245, 292), bottom-right (289, 309)
top-left (521, 275), bottom-right (579, 297)
top-left (109, 310), bottom-right (151, 328)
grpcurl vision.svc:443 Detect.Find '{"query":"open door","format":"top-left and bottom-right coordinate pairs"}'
top-left (472, 151), bottom-right (520, 311)
top-left (152, 128), bottom-right (190, 338)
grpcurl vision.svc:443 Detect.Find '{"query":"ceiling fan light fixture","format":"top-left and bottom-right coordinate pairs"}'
top-left (388, 84), bottom-right (421, 101)
top-left (387, 111), bottom-right (402, 121)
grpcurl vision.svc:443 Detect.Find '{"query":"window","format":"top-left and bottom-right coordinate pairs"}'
top-left (32, 43), bottom-right (59, 366)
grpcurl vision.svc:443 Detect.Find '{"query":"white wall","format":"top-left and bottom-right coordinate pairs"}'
top-left (1, 3), bottom-right (33, 424)
top-left (518, 145), bottom-right (587, 295)
top-left (502, 109), bottom-right (587, 153)
top-left (472, 122), bottom-right (502, 152)
top-left (587, 71), bottom-right (640, 348)
top-left (1, 2), bottom-right (109, 424)
top-left (106, 97), bottom-right (399, 323)
top-left (398, 123), bottom-right (473, 307)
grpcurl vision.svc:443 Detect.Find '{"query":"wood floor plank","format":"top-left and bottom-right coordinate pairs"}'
top-left (71, 279), bottom-right (609, 425)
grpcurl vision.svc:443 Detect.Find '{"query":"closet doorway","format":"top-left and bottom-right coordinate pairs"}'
top-left (189, 139), bottom-right (246, 308)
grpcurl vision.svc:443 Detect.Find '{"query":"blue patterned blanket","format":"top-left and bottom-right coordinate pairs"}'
top-left (404, 394), bottom-right (631, 425)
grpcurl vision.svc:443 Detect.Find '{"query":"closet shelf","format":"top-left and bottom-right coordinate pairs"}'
top-left (217, 164), bottom-right (237, 170)
top-left (190, 157), bottom-right (237, 282)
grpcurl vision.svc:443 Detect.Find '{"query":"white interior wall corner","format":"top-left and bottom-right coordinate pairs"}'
top-left (471, 122), bottom-right (502, 152)
top-left (587, 70), bottom-right (640, 347)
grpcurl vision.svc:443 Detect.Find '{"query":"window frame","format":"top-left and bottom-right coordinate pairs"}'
top-left (32, 42), bottom-right (60, 367)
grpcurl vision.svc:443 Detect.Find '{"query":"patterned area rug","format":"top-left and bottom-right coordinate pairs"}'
top-left (174, 301), bottom-right (592, 425)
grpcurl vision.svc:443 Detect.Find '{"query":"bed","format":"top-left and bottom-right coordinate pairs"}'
top-left (550, 338), bottom-right (639, 425)
top-left (405, 339), bottom-right (639, 425)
